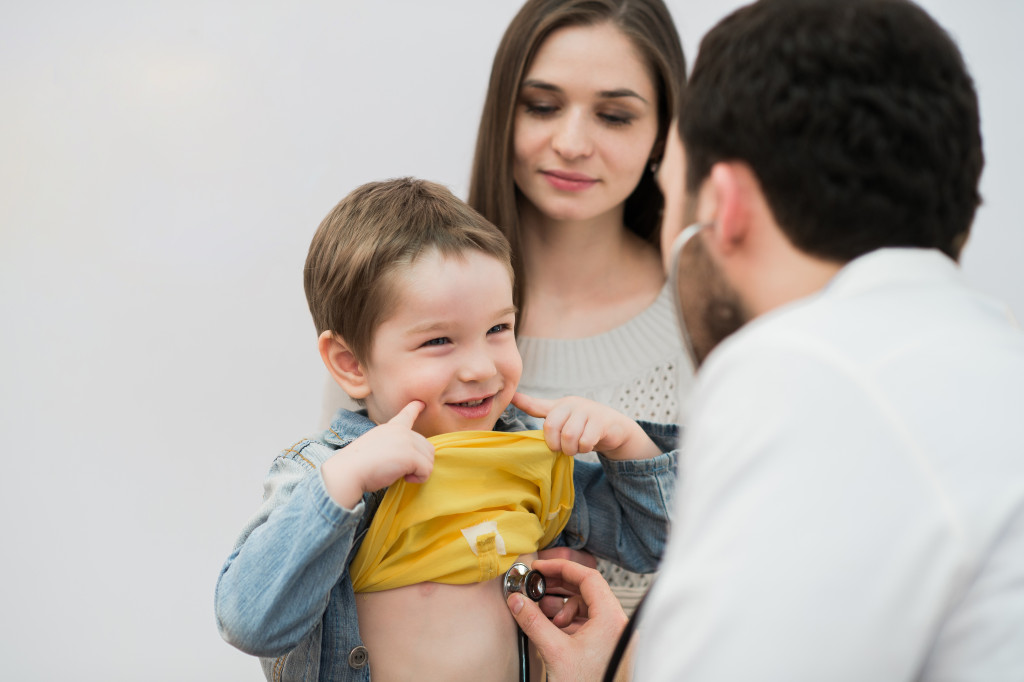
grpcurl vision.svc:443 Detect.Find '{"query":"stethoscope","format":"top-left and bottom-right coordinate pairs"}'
top-left (495, 226), bottom-right (707, 682)
top-left (502, 562), bottom-right (546, 682)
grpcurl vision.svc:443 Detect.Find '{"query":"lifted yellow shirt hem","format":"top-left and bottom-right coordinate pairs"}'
top-left (350, 430), bottom-right (574, 592)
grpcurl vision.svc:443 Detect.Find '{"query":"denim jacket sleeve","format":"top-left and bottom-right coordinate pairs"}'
top-left (215, 439), bottom-right (363, 657)
top-left (555, 419), bottom-right (679, 573)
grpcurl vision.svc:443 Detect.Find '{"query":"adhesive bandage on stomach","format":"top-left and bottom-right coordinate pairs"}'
top-left (350, 430), bottom-right (574, 592)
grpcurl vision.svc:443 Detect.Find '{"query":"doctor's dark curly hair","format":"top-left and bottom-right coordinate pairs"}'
top-left (681, 0), bottom-right (983, 262)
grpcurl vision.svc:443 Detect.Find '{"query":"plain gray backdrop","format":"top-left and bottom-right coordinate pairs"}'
top-left (1, 1), bottom-right (1021, 679)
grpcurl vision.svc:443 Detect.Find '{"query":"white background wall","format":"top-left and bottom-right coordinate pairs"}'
top-left (1, 1), bottom-right (1020, 679)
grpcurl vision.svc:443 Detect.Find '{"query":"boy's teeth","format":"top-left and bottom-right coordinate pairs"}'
top-left (457, 399), bottom-right (485, 407)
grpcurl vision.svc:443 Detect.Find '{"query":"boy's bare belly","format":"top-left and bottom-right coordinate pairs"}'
top-left (356, 552), bottom-right (537, 682)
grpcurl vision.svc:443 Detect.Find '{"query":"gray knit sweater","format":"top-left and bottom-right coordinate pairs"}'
top-left (516, 283), bottom-right (694, 614)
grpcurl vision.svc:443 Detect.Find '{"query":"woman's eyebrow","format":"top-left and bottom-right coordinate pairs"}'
top-left (599, 88), bottom-right (649, 104)
top-left (521, 79), bottom-right (562, 93)
top-left (520, 79), bottom-right (648, 104)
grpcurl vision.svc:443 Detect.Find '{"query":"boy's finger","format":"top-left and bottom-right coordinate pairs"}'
top-left (402, 463), bottom-right (432, 484)
top-left (511, 391), bottom-right (554, 418)
top-left (389, 400), bottom-right (425, 429)
top-left (402, 441), bottom-right (435, 483)
top-left (550, 407), bottom-right (585, 457)
top-left (540, 402), bottom-right (572, 454)
top-left (577, 418), bottom-right (604, 455)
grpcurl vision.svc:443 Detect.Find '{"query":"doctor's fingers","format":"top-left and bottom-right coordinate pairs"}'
top-left (532, 559), bottom-right (624, 620)
top-left (550, 593), bottom-right (588, 629)
top-left (507, 593), bottom-right (569, 662)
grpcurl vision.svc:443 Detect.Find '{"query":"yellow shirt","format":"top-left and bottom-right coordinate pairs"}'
top-left (350, 430), bottom-right (574, 593)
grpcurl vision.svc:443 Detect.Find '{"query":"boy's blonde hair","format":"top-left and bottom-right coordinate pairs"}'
top-left (304, 177), bottom-right (513, 363)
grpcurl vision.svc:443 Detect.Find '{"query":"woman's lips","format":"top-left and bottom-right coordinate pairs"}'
top-left (541, 170), bottom-right (598, 192)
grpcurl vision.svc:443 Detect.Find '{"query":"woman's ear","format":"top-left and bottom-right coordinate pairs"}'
top-left (318, 331), bottom-right (371, 400)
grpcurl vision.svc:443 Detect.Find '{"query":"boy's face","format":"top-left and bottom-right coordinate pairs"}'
top-left (360, 248), bottom-right (521, 438)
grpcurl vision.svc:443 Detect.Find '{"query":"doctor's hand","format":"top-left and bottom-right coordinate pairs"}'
top-left (506, 558), bottom-right (629, 682)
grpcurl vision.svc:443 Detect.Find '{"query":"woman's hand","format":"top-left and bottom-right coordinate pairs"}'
top-left (537, 546), bottom-right (598, 569)
top-left (506, 558), bottom-right (628, 682)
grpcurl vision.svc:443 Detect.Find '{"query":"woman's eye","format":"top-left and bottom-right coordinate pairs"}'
top-left (422, 337), bottom-right (450, 347)
top-left (523, 102), bottom-right (558, 117)
top-left (599, 112), bottom-right (634, 127)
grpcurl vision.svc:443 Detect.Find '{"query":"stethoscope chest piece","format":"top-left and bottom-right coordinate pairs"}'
top-left (503, 562), bottom-right (546, 602)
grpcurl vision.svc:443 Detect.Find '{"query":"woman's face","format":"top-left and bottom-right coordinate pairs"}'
top-left (513, 21), bottom-right (659, 226)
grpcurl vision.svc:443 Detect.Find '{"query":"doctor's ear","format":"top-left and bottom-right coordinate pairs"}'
top-left (318, 331), bottom-right (371, 400)
top-left (706, 162), bottom-right (758, 252)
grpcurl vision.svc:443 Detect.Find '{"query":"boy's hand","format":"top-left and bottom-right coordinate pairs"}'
top-left (320, 401), bottom-right (435, 508)
top-left (512, 392), bottom-right (660, 461)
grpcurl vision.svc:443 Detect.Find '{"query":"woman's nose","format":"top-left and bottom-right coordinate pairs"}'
top-left (551, 109), bottom-right (593, 160)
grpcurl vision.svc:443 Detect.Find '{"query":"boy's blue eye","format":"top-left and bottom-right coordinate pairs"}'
top-left (488, 324), bottom-right (511, 334)
top-left (423, 337), bottom-right (449, 347)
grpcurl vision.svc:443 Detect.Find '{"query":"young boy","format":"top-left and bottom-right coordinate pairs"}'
top-left (215, 178), bottom-right (678, 681)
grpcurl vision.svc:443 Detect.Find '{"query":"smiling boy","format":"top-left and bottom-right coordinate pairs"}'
top-left (215, 178), bottom-right (678, 681)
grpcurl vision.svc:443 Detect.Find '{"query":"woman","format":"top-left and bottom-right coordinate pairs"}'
top-left (467, 0), bottom-right (691, 613)
top-left (321, 0), bottom-right (690, 613)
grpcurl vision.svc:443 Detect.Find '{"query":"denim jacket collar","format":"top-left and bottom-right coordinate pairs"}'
top-left (322, 405), bottom-right (537, 448)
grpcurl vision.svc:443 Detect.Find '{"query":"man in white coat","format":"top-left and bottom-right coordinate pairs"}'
top-left (505, 0), bottom-right (1024, 679)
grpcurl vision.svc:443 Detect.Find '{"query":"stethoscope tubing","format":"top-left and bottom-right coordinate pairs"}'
top-left (503, 562), bottom-right (546, 682)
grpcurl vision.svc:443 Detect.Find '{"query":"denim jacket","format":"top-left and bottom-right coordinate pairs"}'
top-left (215, 406), bottom-right (678, 681)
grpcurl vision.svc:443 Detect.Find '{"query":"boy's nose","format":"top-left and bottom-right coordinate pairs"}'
top-left (457, 349), bottom-right (498, 382)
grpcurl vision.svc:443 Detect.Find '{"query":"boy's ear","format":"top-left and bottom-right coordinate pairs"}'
top-left (318, 331), bottom-right (371, 400)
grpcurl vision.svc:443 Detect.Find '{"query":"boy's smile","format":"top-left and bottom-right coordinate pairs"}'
top-left (359, 248), bottom-right (521, 437)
